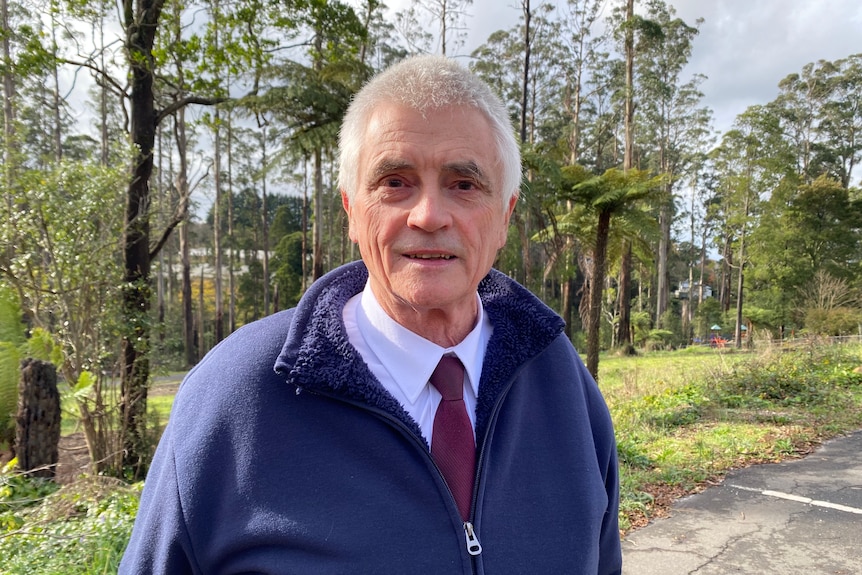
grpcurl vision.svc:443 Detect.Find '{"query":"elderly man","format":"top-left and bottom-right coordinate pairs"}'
top-left (120, 55), bottom-right (621, 574)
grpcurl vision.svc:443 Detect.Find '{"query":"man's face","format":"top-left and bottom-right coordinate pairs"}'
top-left (342, 102), bottom-right (517, 327)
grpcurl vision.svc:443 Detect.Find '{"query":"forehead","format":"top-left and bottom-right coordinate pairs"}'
top-left (359, 102), bottom-right (499, 177)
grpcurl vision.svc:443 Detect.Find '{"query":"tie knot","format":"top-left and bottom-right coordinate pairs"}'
top-left (430, 355), bottom-right (465, 401)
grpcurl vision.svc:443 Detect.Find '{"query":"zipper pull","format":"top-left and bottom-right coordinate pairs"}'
top-left (464, 522), bottom-right (482, 556)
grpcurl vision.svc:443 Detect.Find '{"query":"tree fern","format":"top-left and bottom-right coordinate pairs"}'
top-left (0, 287), bottom-right (25, 441)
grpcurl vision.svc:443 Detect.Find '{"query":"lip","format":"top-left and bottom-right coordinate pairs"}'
top-left (404, 253), bottom-right (456, 260)
top-left (399, 248), bottom-right (460, 268)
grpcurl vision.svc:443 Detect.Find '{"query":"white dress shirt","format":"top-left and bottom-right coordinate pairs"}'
top-left (343, 282), bottom-right (492, 447)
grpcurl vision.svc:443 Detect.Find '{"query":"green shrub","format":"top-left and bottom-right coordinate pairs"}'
top-left (714, 345), bottom-right (862, 407)
top-left (0, 468), bottom-right (139, 575)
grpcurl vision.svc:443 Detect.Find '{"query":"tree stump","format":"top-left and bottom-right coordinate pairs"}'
top-left (15, 358), bottom-right (61, 478)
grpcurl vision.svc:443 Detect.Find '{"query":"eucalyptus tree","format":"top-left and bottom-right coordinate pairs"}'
top-left (202, 0), bottom-right (227, 344)
top-left (815, 54), bottom-right (862, 188)
top-left (748, 175), bottom-right (862, 336)
top-left (1, 0), bottom-right (18, 195)
top-left (772, 54), bottom-right (861, 189)
top-left (395, 0), bottom-right (473, 56)
top-left (237, 0), bottom-right (367, 285)
top-left (680, 149), bottom-right (717, 336)
top-left (627, 0), bottom-right (705, 330)
top-left (471, 3), bottom-right (563, 294)
top-left (7, 0), bottom-right (81, 171)
top-left (773, 60), bottom-right (834, 183)
top-left (711, 105), bottom-right (790, 347)
top-left (543, 0), bottom-right (609, 331)
top-left (557, 0), bottom-right (608, 164)
top-left (1, 0), bottom-right (48, 227)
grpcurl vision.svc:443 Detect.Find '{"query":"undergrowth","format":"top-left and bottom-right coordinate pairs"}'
top-left (603, 343), bottom-right (862, 532)
top-left (1, 343), bottom-right (861, 570)
top-left (0, 463), bottom-right (139, 574)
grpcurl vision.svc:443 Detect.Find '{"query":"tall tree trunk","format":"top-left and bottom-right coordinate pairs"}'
top-left (213, 112), bottom-right (224, 342)
top-left (719, 233), bottom-right (732, 313)
top-left (156, 126), bottom-right (166, 339)
top-left (520, 0), bottom-right (530, 144)
top-left (198, 268), bottom-right (205, 355)
top-left (656, 192), bottom-right (671, 325)
top-left (98, 3), bottom-right (109, 166)
top-left (734, 192), bottom-right (750, 348)
top-left (49, 1), bottom-right (62, 162)
top-left (312, 147), bottom-right (324, 280)
top-left (180, 215), bottom-right (193, 364)
top-left (227, 110), bottom-right (236, 333)
top-left (2, 0), bottom-right (17, 203)
top-left (616, 244), bottom-right (632, 347)
top-left (175, 112), bottom-right (195, 368)
top-left (615, 0), bottom-right (635, 349)
top-left (261, 125), bottom-right (270, 314)
top-left (561, 275), bottom-right (574, 338)
top-left (302, 161), bottom-right (309, 291)
top-left (121, 0), bottom-right (162, 477)
top-left (212, 0), bottom-right (224, 343)
top-left (623, 0), bottom-right (635, 172)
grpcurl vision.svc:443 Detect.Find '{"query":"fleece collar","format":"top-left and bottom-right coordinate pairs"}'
top-left (273, 261), bottom-right (565, 443)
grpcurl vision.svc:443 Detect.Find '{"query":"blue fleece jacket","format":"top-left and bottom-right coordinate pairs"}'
top-left (120, 261), bottom-right (622, 574)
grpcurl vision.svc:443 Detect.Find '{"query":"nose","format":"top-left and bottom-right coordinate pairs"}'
top-left (406, 189), bottom-right (452, 232)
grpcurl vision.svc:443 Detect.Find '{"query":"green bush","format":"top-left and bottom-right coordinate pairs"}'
top-left (714, 345), bottom-right (862, 407)
top-left (804, 307), bottom-right (862, 336)
top-left (0, 467), bottom-right (139, 575)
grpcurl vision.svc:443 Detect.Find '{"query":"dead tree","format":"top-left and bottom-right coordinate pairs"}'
top-left (15, 358), bottom-right (61, 478)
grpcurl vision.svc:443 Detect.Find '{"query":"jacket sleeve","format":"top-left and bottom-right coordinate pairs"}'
top-left (118, 421), bottom-right (198, 575)
top-left (582, 356), bottom-right (623, 575)
top-left (598, 436), bottom-right (622, 575)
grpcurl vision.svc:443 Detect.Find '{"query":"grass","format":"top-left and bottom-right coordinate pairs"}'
top-left (2, 343), bottom-right (862, 571)
top-left (600, 343), bottom-right (862, 532)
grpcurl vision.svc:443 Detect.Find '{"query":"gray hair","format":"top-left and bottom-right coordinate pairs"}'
top-left (338, 55), bottom-right (521, 205)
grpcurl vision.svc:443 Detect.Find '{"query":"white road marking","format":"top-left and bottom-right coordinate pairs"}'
top-left (728, 484), bottom-right (862, 515)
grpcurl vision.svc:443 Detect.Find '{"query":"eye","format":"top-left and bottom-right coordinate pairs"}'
top-left (383, 177), bottom-right (406, 188)
top-left (454, 180), bottom-right (478, 191)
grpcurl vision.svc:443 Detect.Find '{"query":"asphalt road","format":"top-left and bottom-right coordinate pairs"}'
top-left (621, 430), bottom-right (862, 575)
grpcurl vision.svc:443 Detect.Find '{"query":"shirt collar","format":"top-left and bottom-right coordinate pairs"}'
top-left (356, 283), bottom-right (486, 405)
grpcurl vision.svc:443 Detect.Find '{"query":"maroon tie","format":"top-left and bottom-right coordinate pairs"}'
top-left (429, 355), bottom-right (476, 521)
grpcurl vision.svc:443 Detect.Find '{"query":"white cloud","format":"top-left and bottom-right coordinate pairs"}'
top-left (452, 0), bottom-right (862, 133)
top-left (646, 0), bottom-right (862, 131)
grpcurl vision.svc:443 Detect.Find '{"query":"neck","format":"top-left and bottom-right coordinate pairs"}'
top-left (377, 296), bottom-right (479, 348)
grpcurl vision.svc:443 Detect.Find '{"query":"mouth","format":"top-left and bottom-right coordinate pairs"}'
top-left (405, 253), bottom-right (455, 260)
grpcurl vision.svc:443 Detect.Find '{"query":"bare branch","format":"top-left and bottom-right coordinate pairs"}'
top-left (59, 58), bottom-right (128, 98)
top-left (156, 95), bottom-right (230, 125)
top-left (148, 162), bottom-right (212, 260)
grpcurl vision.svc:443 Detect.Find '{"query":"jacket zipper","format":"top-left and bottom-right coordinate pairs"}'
top-left (463, 521), bottom-right (482, 555)
top-left (291, 370), bottom-right (521, 564)
top-left (290, 384), bottom-right (485, 559)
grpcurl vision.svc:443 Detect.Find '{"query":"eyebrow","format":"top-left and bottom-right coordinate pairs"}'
top-left (443, 161), bottom-right (492, 191)
top-left (367, 159), bottom-right (413, 186)
top-left (365, 158), bottom-right (493, 192)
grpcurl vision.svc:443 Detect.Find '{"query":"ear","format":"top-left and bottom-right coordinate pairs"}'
top-left (341, 189), bottom-right (358, 243)
top-left (496, 192), bottom-right (519, 248)
top-left (505, 192), bottom-right (518, 221)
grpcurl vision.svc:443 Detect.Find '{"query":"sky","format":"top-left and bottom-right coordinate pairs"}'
top-left (386, 0), bottom-right (862, 134)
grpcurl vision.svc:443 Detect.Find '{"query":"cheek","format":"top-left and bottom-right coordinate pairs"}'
top-left (492, 212), bottom-right (511, 248)
top-left (352, 207), bottom-right (390, 249)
